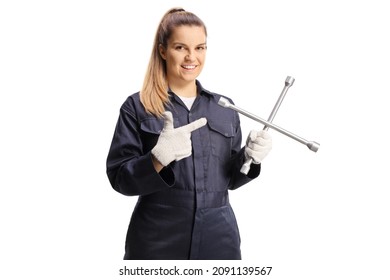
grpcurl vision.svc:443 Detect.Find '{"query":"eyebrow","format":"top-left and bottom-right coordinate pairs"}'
top-left (171, 42), bottom-right (207, 46)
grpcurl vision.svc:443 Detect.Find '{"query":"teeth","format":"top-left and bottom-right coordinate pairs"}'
top-left (182, 65), bottom-right (196, 69)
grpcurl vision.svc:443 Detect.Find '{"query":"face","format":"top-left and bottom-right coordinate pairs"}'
top-left (159, 25), bottom-right (207, 87)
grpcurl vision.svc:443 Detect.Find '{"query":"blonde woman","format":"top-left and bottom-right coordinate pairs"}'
top-left (106, 8), bottom-right (272, 260)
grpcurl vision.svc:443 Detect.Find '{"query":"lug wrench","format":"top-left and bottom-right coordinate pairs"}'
top-left (218, 82), bottom-right (320, 173)
top-left (240, 76), bottom-right (295, 174)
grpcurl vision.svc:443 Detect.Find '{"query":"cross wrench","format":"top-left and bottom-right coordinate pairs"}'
top-left (218, 79), bottom-right (320, 174)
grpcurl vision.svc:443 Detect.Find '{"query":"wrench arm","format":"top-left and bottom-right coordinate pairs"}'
top-left (218, 97), bottom-right (320, 151)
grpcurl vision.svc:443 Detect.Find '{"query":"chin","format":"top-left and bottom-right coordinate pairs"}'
top-left (183, 72), bottom-right (200, 81)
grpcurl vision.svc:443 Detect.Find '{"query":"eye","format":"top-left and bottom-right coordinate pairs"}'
top-left (196, 45), bottom-right (207, 51)
top-left (175, 45), bottom-right (185, 51)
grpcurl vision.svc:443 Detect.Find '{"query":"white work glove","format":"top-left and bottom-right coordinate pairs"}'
top-left (245, 130), bottom-right (272, 164)
top-left (151, 111), bottom-right (207, 166)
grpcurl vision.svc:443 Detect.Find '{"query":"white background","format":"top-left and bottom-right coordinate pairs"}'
top-left (1, 0), bottom-right (389, 279)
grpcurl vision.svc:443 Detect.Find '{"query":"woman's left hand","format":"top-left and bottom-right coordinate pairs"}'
top-left (245, 130), bottom-right (272, 164)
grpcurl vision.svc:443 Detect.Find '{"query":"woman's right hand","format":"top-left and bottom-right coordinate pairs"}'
top-left (151, 111), bottom-right (207, 167)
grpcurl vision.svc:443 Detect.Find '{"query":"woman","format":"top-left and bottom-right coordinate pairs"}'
top-left (106, 8), bottom-right (272, 260)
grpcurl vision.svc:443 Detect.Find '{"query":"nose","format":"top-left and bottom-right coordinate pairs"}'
top-left (185, 51), bottom-right (194, 61)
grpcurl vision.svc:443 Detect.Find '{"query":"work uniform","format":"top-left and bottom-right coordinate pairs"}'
top-left (106, 81), bottom-right (260, 260)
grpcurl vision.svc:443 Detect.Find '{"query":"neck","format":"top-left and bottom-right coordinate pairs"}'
top-left (169, 80), bottom-right (197, 97)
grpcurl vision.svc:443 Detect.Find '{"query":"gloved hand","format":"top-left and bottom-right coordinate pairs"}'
top-left (245, 130), bottom-right (272, 164)
top-left (152, 111), bottom-right (207, 166)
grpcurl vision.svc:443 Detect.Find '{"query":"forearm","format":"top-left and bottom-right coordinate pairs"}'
top-left (107, 152), bottom-right (175, 196)
top-left (228, 148), bottom-right (261, 190)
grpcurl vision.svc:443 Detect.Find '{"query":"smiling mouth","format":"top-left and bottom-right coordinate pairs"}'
top-left (182, 65), bottom-right (197, 70)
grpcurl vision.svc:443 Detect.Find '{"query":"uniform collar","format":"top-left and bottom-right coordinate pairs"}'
top-left (168, 80), bottom-right (217, 99)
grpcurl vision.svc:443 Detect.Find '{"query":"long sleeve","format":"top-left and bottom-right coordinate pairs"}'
top-left (106, 99), bottom-right (174, 196)
top-left (227, 111), bottom-right (261, 190)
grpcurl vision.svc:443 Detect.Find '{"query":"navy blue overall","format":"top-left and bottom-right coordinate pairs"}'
top-left (106, 81), bottom-right (260, 259)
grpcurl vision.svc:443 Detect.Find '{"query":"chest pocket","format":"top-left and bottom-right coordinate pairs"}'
top-left (139, 117), bottom-right (181, 152)
top-left (207, 120), bottom-right (235, 160)
top-left (139, 118), bottom-right (163, 153)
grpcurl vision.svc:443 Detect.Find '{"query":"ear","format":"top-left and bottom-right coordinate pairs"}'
top-left (159, 44), bottom-right (167, 60)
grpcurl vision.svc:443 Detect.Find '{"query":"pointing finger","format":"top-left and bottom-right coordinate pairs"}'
top-left (180, 117), bottom-right (207, 133)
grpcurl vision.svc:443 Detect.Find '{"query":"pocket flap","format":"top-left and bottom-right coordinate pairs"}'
top-left (140, 118), bottom-right (163, 134)
top-left (208, 120), bottom-right (235, 137)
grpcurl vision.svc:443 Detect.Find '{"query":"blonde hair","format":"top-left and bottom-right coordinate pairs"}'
top-left (140, 8), bottom-right (207, 117)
